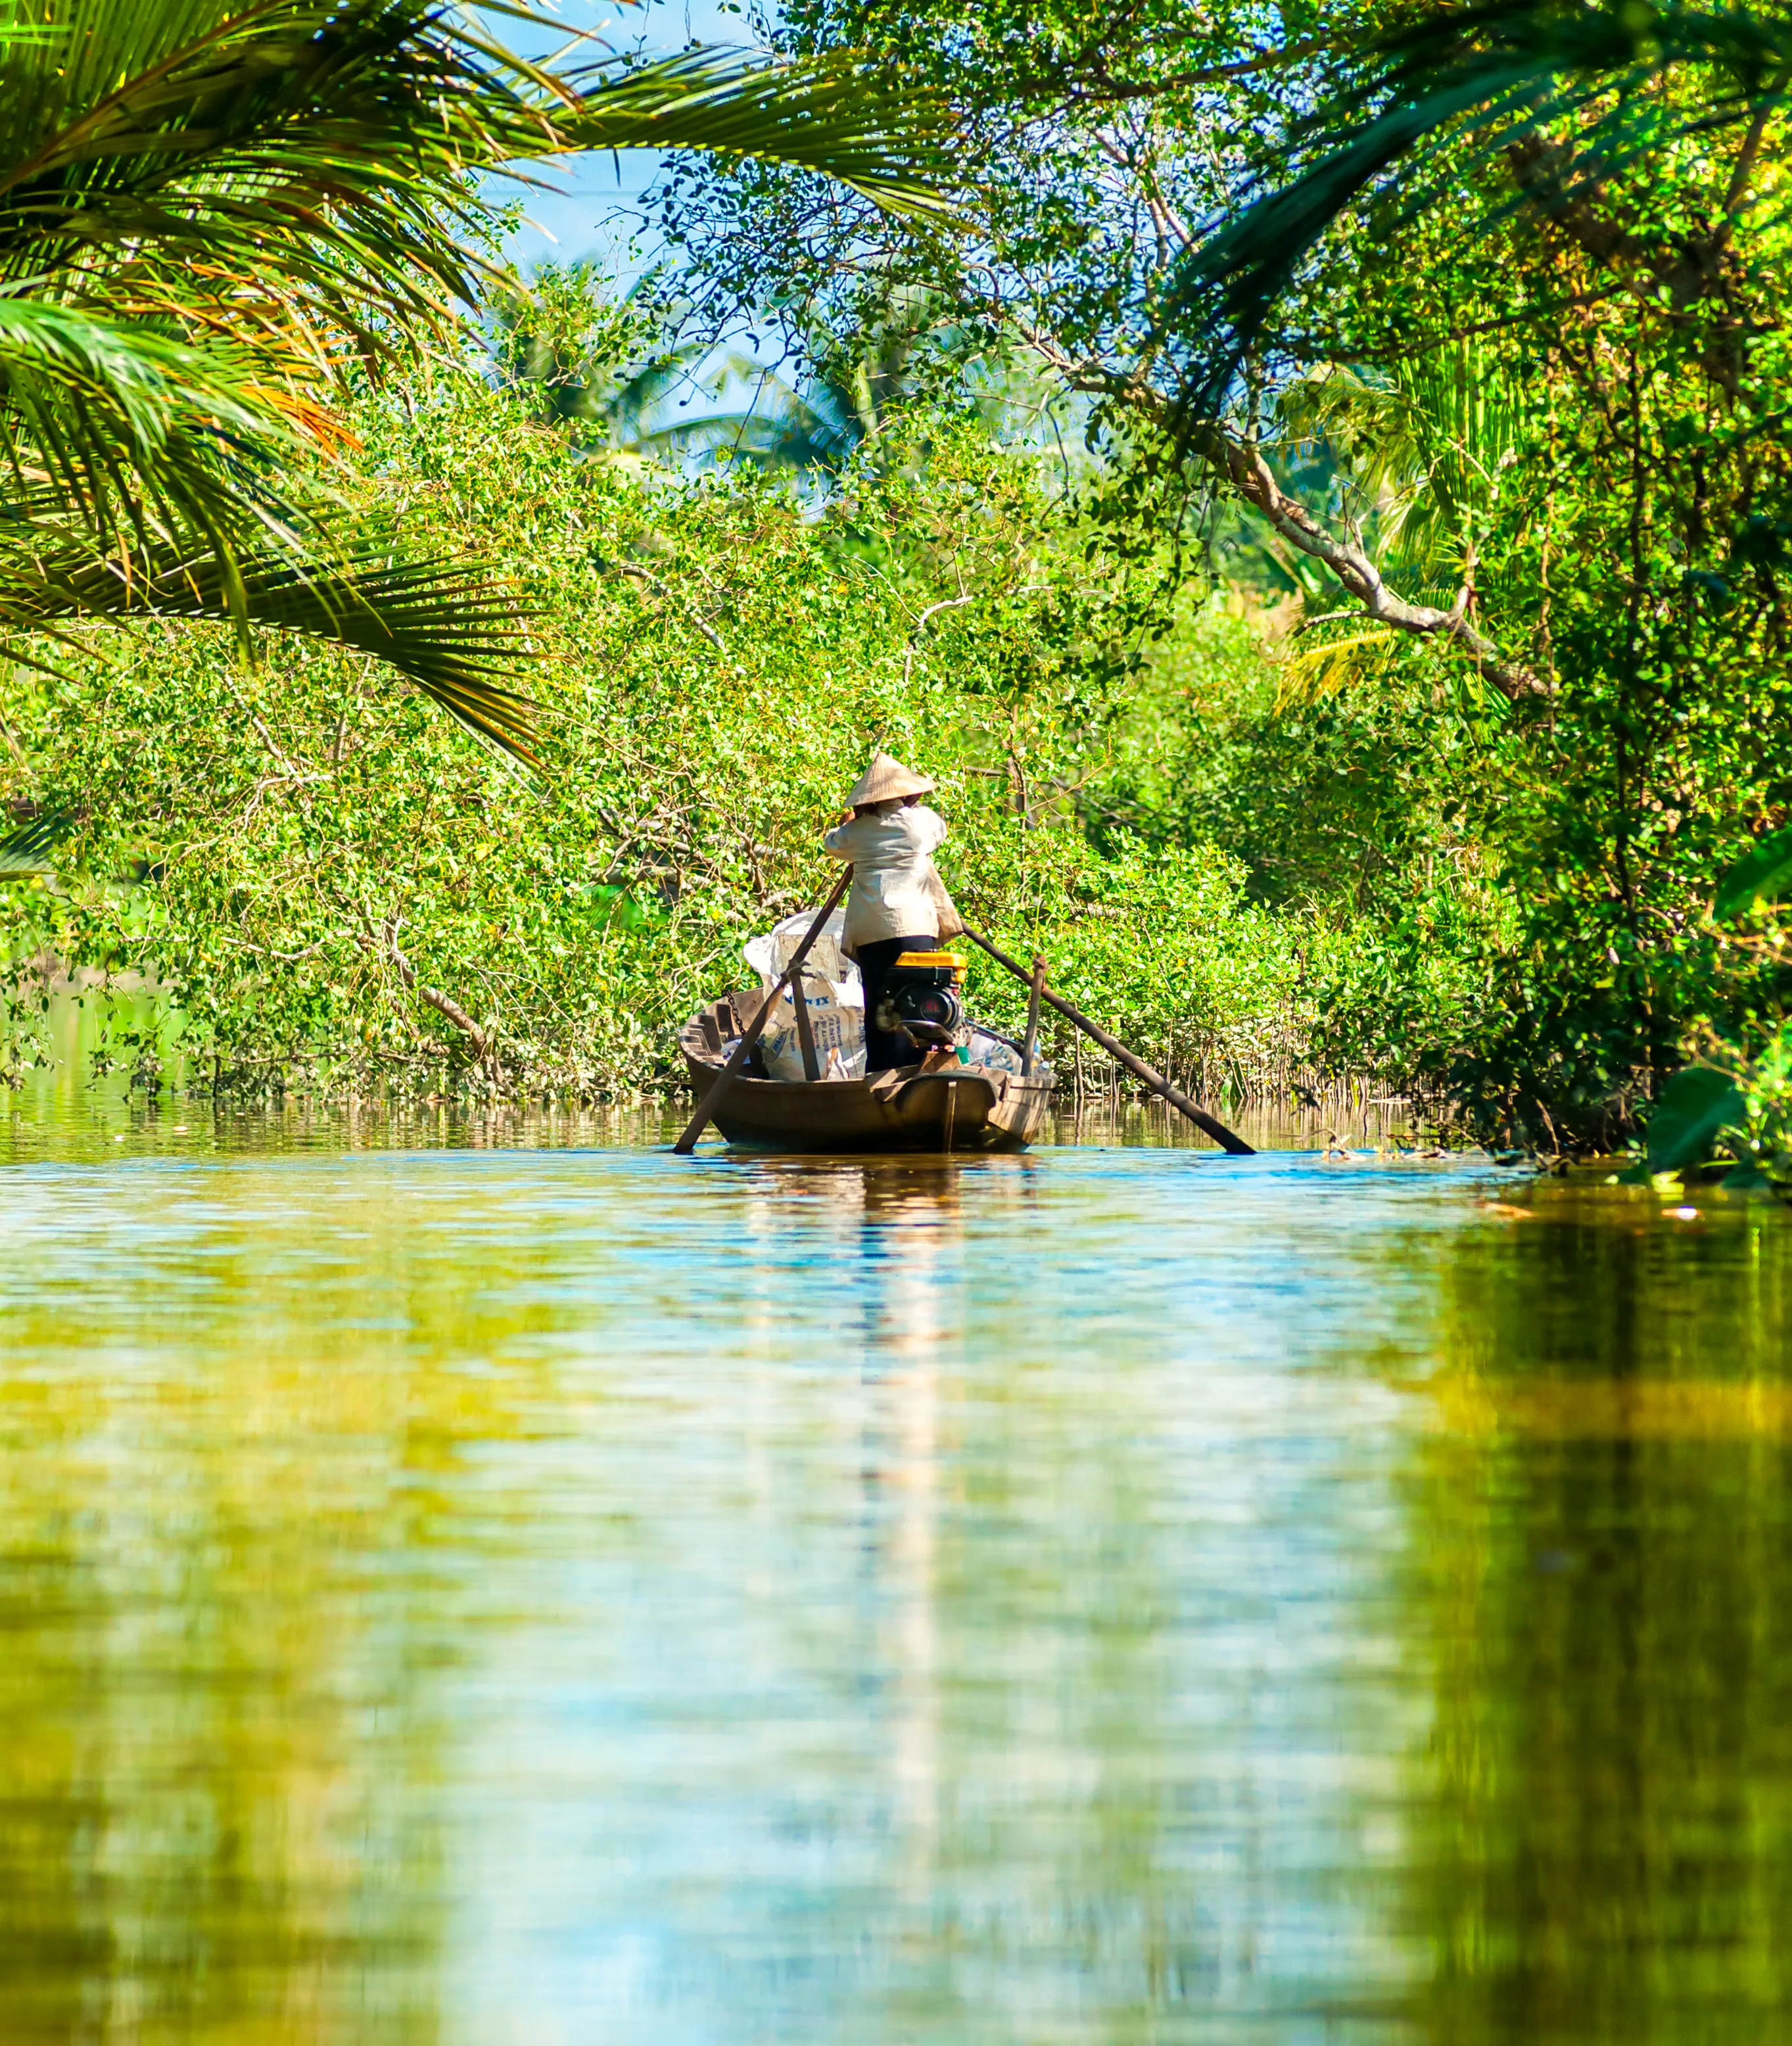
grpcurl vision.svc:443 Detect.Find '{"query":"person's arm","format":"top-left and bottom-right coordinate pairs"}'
top-left (822, 815), bottom-right (859, 858)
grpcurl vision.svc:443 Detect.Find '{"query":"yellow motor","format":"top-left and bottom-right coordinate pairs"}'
top-left (891, 949), bottom-right (966, 979)
top-left (884, 951), bottom-right (966, 1041)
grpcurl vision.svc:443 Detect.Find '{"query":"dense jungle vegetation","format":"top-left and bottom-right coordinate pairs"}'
top-left (9, 0), bottom-right (1792, 1175)
top-left (4, 365), bottom-right (1345, 1104)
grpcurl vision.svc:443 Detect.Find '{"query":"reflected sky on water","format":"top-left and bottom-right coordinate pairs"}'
top-left (1, 1102), bottom-right (1789, 2044)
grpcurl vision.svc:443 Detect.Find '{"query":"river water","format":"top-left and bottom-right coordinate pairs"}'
top-left (3, 1095), bottom-right (1790, 2045)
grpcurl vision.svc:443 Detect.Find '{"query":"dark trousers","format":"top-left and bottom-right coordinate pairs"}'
top-left (855, 932), bottom-right (937, 1073)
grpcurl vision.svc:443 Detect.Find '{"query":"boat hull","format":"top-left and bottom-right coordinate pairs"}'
top-left (678, 994), bottom-right (1053, 1154)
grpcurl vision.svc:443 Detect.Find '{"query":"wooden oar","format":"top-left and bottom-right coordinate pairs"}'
top-left (1021, 954), bottom-right (1046, 1076)
top-left (673, 867), bottom-right (853, 1156)
top-left (961, 927), bottom-right (1256, 1156)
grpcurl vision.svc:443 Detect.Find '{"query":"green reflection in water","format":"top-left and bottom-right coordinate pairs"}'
top-left (0, 1114), bottom-right (1787, 2044)
top-left (1404, 1184), bottom-right (1792, 2046)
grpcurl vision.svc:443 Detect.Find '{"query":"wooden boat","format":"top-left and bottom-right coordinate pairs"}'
top-left (677, 991), bottom-right (1054, 1153)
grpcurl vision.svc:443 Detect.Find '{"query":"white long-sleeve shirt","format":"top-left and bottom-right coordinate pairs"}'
top-left (823, 803), bottom-right (948, 949)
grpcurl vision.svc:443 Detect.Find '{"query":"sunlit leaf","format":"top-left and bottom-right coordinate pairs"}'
top-left (0, 2), bottom-right (958, 739)
top-left (1646, 1064), bottom-right (1745, 1173)
top-left (554, 49), bottom-right (962, 222)
top-left (1714, 822), bottom-right (1792, 920)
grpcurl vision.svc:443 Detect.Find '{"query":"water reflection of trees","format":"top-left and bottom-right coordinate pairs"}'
top-left (0, 1364), bottom-right (454, 2042)
top-left (1407, 1201), bottom-right (1792, 2043)
top-left (0, 1162), bottom-right (613, 2044)
top-left (13, 1149), bottom-right (1714, 2039)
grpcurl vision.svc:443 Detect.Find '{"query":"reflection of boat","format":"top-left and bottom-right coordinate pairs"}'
top-left (676, 992), bottom-right (1054, 1153)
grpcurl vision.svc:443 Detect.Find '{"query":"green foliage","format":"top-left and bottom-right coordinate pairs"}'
top-left (1161, 0), bottom-right (1792, 408)
top-left (671, 0), bottom-right (1792, 1150)
top-left (0, 368), bottom-right (1328, 1101)
top-left (0, 3), bottom-right (964, 757)
top-left (1724, 1020), bottom-right (1792, 1189)
top-left (1643, 1064), bottom-right (1746, 1173)
top-left (488, 262), bottom-right (686, 448)
top-left (1715, 823), bottom-right (1792, 922)
top-left (26, 0), bottom-right (1792, 1141)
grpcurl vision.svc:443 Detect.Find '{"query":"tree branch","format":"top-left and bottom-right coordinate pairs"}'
top-left (1007, 313), bottom-right (1547, 700)
top-left (385, 920), bottom-right (489, 1056)
top-left (1195, 423), bottom-right (1545, 698)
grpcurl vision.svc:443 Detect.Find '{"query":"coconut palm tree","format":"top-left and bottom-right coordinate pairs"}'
top-left (638, 288), bottom-right (1047, 476)
top-left (0, 1), bottom-right (960, 762)
top-left (1266, 339), bottom-right (1532, 692)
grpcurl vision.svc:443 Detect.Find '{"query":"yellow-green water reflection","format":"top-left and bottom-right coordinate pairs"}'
top-left (2, 1108), bottom-right (1789, 2044)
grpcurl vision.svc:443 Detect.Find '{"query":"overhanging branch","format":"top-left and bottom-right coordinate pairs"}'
top-left (1012, 317), bottom-right (1549, 702)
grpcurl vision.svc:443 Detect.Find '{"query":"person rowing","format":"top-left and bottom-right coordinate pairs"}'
top-left (822, 751), bottom-right (961, 1073)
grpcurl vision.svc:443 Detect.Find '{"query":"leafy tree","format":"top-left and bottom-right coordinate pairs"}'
top-left (652, 285), bottom-right (1044, 473)
top-left (0, 368), bottom-right (1324, 1101)
top-left (0, 1), bottom-right (962, 761)
top-left (486, 262), bottom-right (715, 453)
top-left (667, 0), bottom-right (1792, 1145)
top-left (651, 0), bottom-right (1533, 686)
top-left (1162, 0), bottom-right (1792, 400)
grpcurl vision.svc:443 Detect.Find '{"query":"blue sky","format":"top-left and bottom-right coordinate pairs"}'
top-left (498, 1), bottom-right (768, 276)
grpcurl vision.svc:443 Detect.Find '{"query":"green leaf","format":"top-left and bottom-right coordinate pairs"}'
top-left (1645, 1064), bottom-right (1745, 1174)
top-left (0, 809), bottom-right (70, 878)
top-left (7, 548), bottom-right (540, 764)
top-left (1162, 0), bottom-right (1792, 417)
top-left (0, 5), bottom-right (958, 759)
top-left (1714, 822), bottom-right (1792, 920)
top-left (554, 50), bottom-right (962, 222)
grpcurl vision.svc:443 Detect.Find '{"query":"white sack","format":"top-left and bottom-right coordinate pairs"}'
top-left (758, 982), bottom-right (867, 1082)
top-left (744, 909), bottom-right (865, 1082)
top-left (744, 907), bottom-right (862, 995)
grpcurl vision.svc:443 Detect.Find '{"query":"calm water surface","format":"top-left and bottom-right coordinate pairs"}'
top-left (2, 1097), bottom-right (1790, 2045)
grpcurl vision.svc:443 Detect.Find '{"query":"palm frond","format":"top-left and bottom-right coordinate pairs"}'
top-left (638, 371), bottom-right (860, 473)
top-left (7, 549), bottom-right (539, 763)
top-left (0, 807), bottom-right (70, 878)
top-left (0, 5), bottom-right (960, 752)
top-left (1166, 0), bottom-right (1792, 420)
top-left (1278, 341), bottom-right (1530, 568)
top-left (0, 298), bottom-right (315, 559)
top-left (0, 0), bottom-right (562, 348)
top-left (1279, 623), bottom-right (1404, 701)
top-left (553, 48), bottom-right (962, 221)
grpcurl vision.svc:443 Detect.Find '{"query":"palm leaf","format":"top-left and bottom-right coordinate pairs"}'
top-left (1279, 623), bottom-right (1403, 700)
top-left (1165, 0), bottom-right (1792, 419)
top-left (0, 298), bottom-right (315, 560)
top-left (1714, 819), bottom-right (1792, 916)
top-left (0, 3), bottom-right (960, 751)
top-left (0, 0), bottom-right (562, 341)
top-left (553, 49), bottom-right (961, 221)
top-left (7, 549), bottom-right (540, 762)
top-left (0, 0), bottom-right (563, 644)
top-left (1277, 341), bottom-right (1530, 569)
top-left (0, 807), bottom-right (70, 877)
top-left (1646, 1062), bottom-right (1746, 1170)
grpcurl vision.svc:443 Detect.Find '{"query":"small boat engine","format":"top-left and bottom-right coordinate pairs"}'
top-left (878, 950), bottom-right (966, 1051)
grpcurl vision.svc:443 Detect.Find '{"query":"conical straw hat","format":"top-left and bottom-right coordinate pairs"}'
top-left (845, 750), bottom-right (933, 807)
